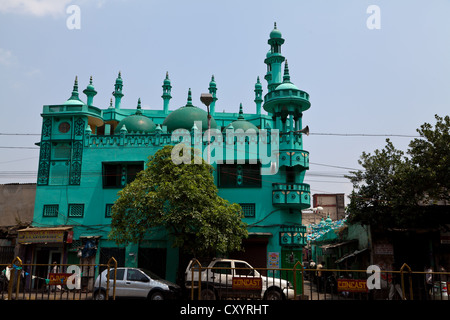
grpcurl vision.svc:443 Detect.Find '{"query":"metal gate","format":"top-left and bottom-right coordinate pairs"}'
top-left (0, 256), bottom-right (118, 300)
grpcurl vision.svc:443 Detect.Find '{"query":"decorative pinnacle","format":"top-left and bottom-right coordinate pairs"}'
top-left (89, 75), bottom-right (93, 85)
top-left (274, 22), bottom-right (277, 29)
top-left (283, 60), bottom-right (290, 82)
top-left (186, 88), bottom-right (193, 106)
top-left (238, 103), bottom-right (245, 120)
top-left (136, 98), bottom-right (142, 114)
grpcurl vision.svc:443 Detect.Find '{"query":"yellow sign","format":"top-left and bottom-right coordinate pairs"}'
top-left (232, 277), bottom-right (262, 291)
top-left (18, 230), bottom-right (65, 244)
top-left (337, 279), bottom-right (368, 293)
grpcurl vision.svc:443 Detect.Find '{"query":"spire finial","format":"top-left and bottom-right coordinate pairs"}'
top-left (238, 103), bottom-right (245, 120)
top-left (283, 60), bottom-right (290, 82)
top-left (274, 22), bottom-right (277, 29)
top-left (186, 88), bottom-right (193, 106)
top-left (136, 98), bottom-right (142, 114)
top-left (89, 75), bottom-right (93, 84)
top-left (166, 71), bottom-right (169, 79)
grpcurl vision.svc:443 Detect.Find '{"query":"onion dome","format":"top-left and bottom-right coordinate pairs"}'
top-left (114, 98), bottom-right (156, 134)
top-left (162, 88), bottom-right (217, 132)
top-left (270, 22), bottom-right (282, 39)
top-left (224, 104), bottom-right (258, 132)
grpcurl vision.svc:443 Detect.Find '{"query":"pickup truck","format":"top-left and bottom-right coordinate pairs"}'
top-left (185, 258), bottom-right (295, 300)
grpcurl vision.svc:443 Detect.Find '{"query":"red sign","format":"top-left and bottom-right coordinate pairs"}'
top-left (48, 273), bottom-right (71, 286)
top-left (232, 277), bottom-right (262, 291)
top-left (337, 279), bottom-right (368, 293)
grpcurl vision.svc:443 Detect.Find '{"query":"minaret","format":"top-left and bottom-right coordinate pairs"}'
top-left (162, 72), bottom-right (172, 114)
top-left (83, 76), bottom-right (97, 106)
top-left (208, 75), bottom-right (218, 115)
top-left (264, 22), bottom-right (286, 92)
top-left (254, 76), bottom-right (263, 115)
top-left (112, 71), bottom-right (124, 109)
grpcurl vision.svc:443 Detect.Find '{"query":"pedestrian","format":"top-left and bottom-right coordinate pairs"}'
top-left (388, 263), bottom-right (404, 300)
top-left (316, 261), bottom-right (325, 292)
top-left (424, 265), bottom-right (433, 299)
top-left (309, 260), bottom-right (316, 283)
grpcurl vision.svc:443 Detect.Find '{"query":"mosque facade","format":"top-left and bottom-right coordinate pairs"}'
top-left (21, 24), bottom-right (312, 282)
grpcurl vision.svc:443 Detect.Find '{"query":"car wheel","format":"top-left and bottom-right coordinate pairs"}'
top-left (200, 288), bottom-right (216, 300)
top-left (150, 291), bottom-right (165, 300)
top-left (265, 289), bottom-right (282, 300)
top-left (94, 290), bottom-right (107, 300)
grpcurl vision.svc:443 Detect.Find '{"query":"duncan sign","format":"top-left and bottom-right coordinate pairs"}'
top-left (232, 277), bottom-right (263, 291)
top-left (337, 279), bottom-right (368, 293)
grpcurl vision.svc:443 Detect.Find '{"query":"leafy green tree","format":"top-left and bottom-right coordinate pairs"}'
top-left (346, 114), bottom-right (450, 228)
top-left (108, 145), bottom-right (248, 257)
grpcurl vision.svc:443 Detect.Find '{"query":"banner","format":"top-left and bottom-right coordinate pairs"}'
top-left (337, 279), bottom-right (368, 293)
top-left (232, 277), bottom-right (262, 291)
top-left (48, 273), bottom-right (71, 286)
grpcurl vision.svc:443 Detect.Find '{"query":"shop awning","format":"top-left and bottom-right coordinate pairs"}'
top-left (17, 227), bottom-right (73, 244)
top-left (335, 248), bottom-right (368, 264)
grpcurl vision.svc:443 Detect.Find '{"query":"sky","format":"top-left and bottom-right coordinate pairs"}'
top-left (0, 0), bottom-right (449, 206)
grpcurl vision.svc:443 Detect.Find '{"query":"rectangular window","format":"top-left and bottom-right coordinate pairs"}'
top-left (239, 203), bottom-right (256, 218)
top-left (68, 204), bottom-right (84, 218)
top-left (102, 162), bottom-right (144, 188)
top-left (218, 163), bottom-right (261, 188)
top-left (105, 204), bottom-right (114, 218)
top-left (43, 204), bottom-right (59, 217)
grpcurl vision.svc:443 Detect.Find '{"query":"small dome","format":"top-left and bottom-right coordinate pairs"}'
top-left (162, 89), bottom-right (217, 132)
top-left (115, 114), bottom-right (156, 134)
top-left (275, 82), bottom-right (299, 91)
top-left (223, 104), bottom-right (258, 132)
top-left (114, 99), bottom-right (156, 134)
top-left (270, 23), bottom-right (282, 39)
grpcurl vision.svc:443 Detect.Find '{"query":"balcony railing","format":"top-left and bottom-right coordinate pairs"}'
top-left (272, 183), bottom-right (310, 209)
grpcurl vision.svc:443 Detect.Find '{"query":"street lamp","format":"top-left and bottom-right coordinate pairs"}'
top-left (200, 93), bottom-right (213, 164)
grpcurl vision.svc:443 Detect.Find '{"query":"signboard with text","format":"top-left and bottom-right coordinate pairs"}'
top-left (48, 273), bottom-right (71, 286)
top-left (232, 277), bottom-right (262, 291)
top-left (337, 279), bottom-right (368, 293)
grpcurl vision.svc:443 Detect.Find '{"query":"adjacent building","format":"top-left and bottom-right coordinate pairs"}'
top-left (19, 24), bottom-right (313, 282)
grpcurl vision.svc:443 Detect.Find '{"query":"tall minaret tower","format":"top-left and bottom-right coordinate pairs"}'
top-left (162, 72), bottom-right (172, 114)
top-left (112, 71), bottom-right (124, 109)
top-left (208, 75), bottom-right (218, 115)
top-left (254, 76), bottom-right (263, 115)
top-left (264, 22), bottom-right (286, 92)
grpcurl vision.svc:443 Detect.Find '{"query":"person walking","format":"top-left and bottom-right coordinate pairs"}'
top-left (388, 263), bottom-right (404, 300)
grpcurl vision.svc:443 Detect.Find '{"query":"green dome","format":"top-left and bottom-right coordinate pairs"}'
top-left (162, 89), bottom-right (217, 132)
top-left (163, 105), bottom-right (217, 132)
top-left (270, 23), bottom-right (282, 39)
top-left (115, 114), bottom-right (156, 134)
top-left (115, 99), bottom-right (156, 134)
top-left (275, 82), bottom-right (299, 91)
top-left (224, 104), bottom-right (258, 132)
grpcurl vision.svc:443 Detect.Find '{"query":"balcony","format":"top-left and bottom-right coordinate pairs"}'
top-left (279, 225), bottom-right (307, 247)
top-left (272, 183), bottom-right (310, 209)
top-left (278, 149), bottom-right (309, 169)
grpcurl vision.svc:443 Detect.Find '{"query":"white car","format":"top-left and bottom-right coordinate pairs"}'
top-left (185, 258), bottom-right (296, 300)
top-left (93, 267), bottom-right (180, 300)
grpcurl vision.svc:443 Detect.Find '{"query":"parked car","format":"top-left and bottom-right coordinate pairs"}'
top-left (94, 267), bottom-right (180, 300)
top-left (185, 258), bottom-right (295, 300)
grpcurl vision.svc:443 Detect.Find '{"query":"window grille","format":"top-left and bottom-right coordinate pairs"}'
top-left (105, 204), bottom-right (114, 217)
top-left (68, 204), bottom-right (84, 218)
top-left (43, 204), bottom-right (59, 217)
top-left (239, 203), bottom-right (256, 218)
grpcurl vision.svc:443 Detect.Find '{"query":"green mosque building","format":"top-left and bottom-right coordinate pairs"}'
top-left (20, 24), bottom-right (312, 283)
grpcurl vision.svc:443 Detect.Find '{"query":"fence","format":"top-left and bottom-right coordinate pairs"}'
top-left (188, 260), bottom-right (450, 301)
top-left (0, 256), bottom-right (117, 300)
